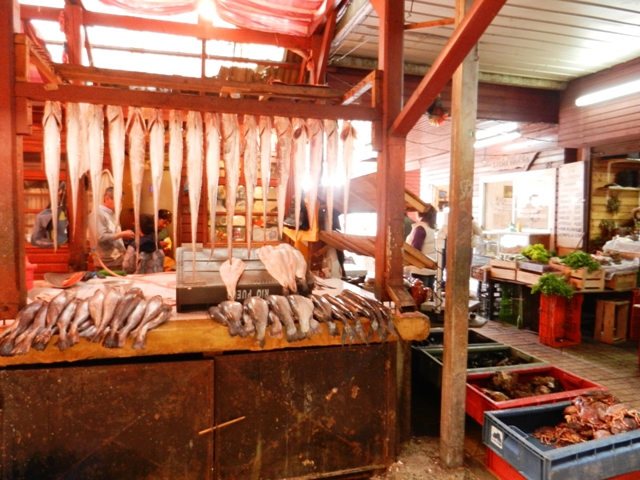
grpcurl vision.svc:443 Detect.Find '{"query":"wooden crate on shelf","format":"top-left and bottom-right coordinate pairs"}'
top-left (489, 259), bottom-right (518, 270)
top-left (516, 270), bottom-right (563, 286)
top-left (569, 268), bottom-right (605, 291)
top-left (605, 270), bottom-right (638, 291)
top-left (490, 267), bottom-right (517, 281)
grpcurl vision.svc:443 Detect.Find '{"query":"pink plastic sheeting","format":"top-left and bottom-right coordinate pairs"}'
top-left (97, 0), bottom-right (198, 15)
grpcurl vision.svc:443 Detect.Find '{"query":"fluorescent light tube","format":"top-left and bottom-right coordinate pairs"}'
top-left (575, 79), bottom-right (640, 106)
top-left (475, 122), bottom-right (519, 140)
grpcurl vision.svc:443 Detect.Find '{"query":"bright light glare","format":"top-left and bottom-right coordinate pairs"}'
top-left (474, 132), bottom-right (521, 149)
top-left (198, 0), bottom-right (217, 22)
top-left (575, 79), bottom-right (640, 106)
top-left (475, 122), bottom-right (518, 140)
top-left (502, 139), bottom-right (546, 151)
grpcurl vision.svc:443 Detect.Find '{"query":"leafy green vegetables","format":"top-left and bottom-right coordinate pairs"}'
top-left (521, 244), bottom-right (552, 264)
top-left (560, 251), bottom-right (601, 273)
top-left (531, 274), bottom-right (575, 299)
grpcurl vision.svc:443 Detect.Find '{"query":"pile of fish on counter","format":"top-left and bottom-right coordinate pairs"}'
top-left (208, 289), bottom-right (398, 348)
top-left (0, 287), bottom-right (170, 356)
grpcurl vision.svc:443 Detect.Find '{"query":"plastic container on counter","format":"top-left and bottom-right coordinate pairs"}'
top-left (412, 328), bottom-right (498, 352)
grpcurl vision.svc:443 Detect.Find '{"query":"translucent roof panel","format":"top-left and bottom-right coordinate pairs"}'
top-left (20, 0), bottom-right (65, 8)
top-left (82, 0), bottom-right (198, 24)
top-left (86, 26), bottom-right (203, 55)
top-left (92, 48), bottom-right (201, 77)
top-left (30, 20), bottom-right (66, 44)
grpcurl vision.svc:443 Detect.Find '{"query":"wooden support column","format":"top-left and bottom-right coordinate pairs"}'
top-left (0, 0), bottom-right (26, 319)
top-left (440, 0), bottom-right (478, 468)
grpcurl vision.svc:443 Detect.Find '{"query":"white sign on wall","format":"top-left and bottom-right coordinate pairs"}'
top-left (556, 162), bottom-right (585, 250)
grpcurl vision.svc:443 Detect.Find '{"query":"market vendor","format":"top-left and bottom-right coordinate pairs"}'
top-left (30, 181), bottom-right (68, 248)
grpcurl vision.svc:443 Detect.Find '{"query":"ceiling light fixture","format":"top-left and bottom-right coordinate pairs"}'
top-left (474, 132), bottom-right (521, 149)
top-left (575, 79), bottom-right (640, 106)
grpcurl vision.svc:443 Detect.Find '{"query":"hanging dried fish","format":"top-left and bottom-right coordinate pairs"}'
top-left (65, 103), bottom-right (82, 234)
top-left (340, 121), bottom-right (357, 232)
top-left (274, 116), bottom-right (292, 239)
top-left (106, 105), bottom-right (125, 229)
top-left (79, 103), bottom-right (91, 178)
top-left (292, 118), bottom-right (308, 238)
top-left (306, 118), bottom-right (323, 229)
top-left (126, 107), bottom-right (147, 258)
top-left (243, 115), bottom-right (259, 257)
top-left (148, 108), bottom-right (165, 238)
top-left (221, 113), bottom-right (240, 262)
top-left (88, 104), bottom-right (104, 246)
top-left (204, 112), bottom-right (221, 260)
top-left (186, 111), bottom-right (204, 273)
top-left (258, 116), bottom-right (272, 243)
top-left (43, 101), bottom-right (62, 251)
top-left (169, 110), bottom-right (184, 252)
top-left (324, 119), bottom-right (338, 232)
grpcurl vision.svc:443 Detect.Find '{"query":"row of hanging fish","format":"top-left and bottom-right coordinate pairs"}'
top-left (42, 101), bottom-right (358, 258)
top-left (208, 289), bottom-right (397, 348)
top-left (0, 288), bottom-right (171, 356)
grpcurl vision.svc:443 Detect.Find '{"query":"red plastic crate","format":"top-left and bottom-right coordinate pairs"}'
top-left (538, 294), bottom-right (583, 348)
top-left (466, 365), bottom-right (606, 424)
top-left (486, 448), bottom-right (640, 480)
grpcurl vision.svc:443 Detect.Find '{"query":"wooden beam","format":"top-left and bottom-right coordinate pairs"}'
top-left (312, 9), bottom-right (337, 85)
top-left (62, 3), bottom-right (83, 65)
top-left (341, 70), bottom-right (378, 105)
top-left (20, 5), bottom-right (312, 51)
top-left (0, 0), bottom-right (26, 319)
top-left (439, 0), bottom-right (478, 468)
top-left (25, 40), bottom-right (61, 84)
top-left (405, 18), bottom-right (455, 30)
top-left (15, 82), bottom-right (380, 122)
top-left (54, 64), bottom-right (343, 101)
top-left (391, 0), bottom-right (508, 137)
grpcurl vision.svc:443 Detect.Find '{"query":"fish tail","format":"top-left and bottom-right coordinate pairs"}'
top-left (33, 331), bottom-right (52, 351)
top-left (131, 332), bottom-right (146, 350)
top-left (11, 338), bottom-right (30, 356)
top-left (68, 328), bottom-right (80, 346)
top-left (116, 331), bottom-right (128, 348)
top-left (56, 336), bottom-right (71, 352)
top-left (102, 332), bottom-right (116, 349)
top-left (285, 330), bottom-right (298, 343)
top-left (0, 339), bottom-right (15, 356)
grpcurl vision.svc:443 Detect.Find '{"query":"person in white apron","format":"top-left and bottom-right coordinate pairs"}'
top-left (90, 187), bottom-right (135, 270)
top-left (405, 207), bottom-right (438, 289)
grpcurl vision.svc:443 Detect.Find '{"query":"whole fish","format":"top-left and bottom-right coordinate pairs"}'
top-left (323, 119), bottom-right (338, 231)
top-left (88, 104), bottom-right (105, 245)
top-left (79, 325), bottom-right (98, 339)
top-left (43, 100), bottom-right (62, 251)
top-left (88, 288), bottom-right (105, 333)
top-left (92, 287), bottom-right (123, 343)
top-left (34, 290), bottom-right (77, 351)
top-left (55, 298), bottom-right (79, 351)
top-left (340, 122), bottom-right (357, 232)
top-left (186, 111), bottom-right (204, 274)
top-left (220, 257), bottom-right (246, 300)
top-left (267, 295), bottom-right (298, 343)
top-left (131, 305), bottom-right (171, 350)
top-left (208, 305), bottom-right (228, 327)
top-left (221, 113), bottom-right (240, 262)
top-left (243, 115), bottom-right (259, 257)
top-left (218, 300), bottom-right (243, 337)
top-left (148, 108), bottom-right (165, 237)
top-left (287, 295), bottom-right (318, 340)
top-left (292, 118), bottom-right (308, 238)
top-left (101, 289), bottom-right (143, 346)
top-left (326, 295), bottom-right (367, 344)
top-left (0, 300), bottom-right (45, 355)
top-left (258, 116), bottom-right (273, 242)
top-left (311, 294), bottom-right (339, 337)
top-left (240, 311), bottom-right (255, 339)
top-left (306, 118), bottom-right (323, 229)
top-left (257, 246), bottom-right (296, 294)
top-left (274, 117), bottom-right (292, 239)
top-left (66, 103), bottom-right (82, 234)
top-left (204, 112), bottom-right (221, 260)
top-left (126, 107), bottom-right (147, 258)
top-left (12, 301), bottom-right (49, 355)
top-left (79, 103), bottom-right (91, 179)
top-left (67, 297), bottom-right (90, 347)
top-left (115, 297), bottom-right (148, 348)
top-left (169, 110), bottom-right (184, 252)
top-left (107, 105), bottom-right (126, 228)
top-left (244, 296), bottom-right (269, 348)
top-left (268, 310), bottom-right (283, 339)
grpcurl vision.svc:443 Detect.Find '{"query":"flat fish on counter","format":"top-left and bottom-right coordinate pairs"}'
top-left (323, 119), bottom-right (338, 231)
top-left (243, 115), bottom-right (259, 256)
top-left (340, 121), bottom-right (357, 232)
top-left (220, 257), bottom-right (246, 300)
top-left (267, 295), bottom-right (299, 343)
top-left (55, 298), bottom-right (79, 351)
top-left (204, 112), bottom-right (221, 261)
top-left (12, 300), bottom-right (49, 356)
top-left (91, 286), bottom-right (123, 343)
top-left (306, 118), bottom-right (323, 229)
top-left (43, 100), bottom-right (62, 251)
top-left (107, 105), bottom-right (126, 228)
top-left (131, 304), bottom-right (171, 350)
top-left (274, 116), bottom-right (292, 239)
top-left (66, 103), bottom-right (82, 233)
top-left (126, 107), bottom-right (147, 258)
top-left (67, 297), bottom-right (90, 347)
top-left (0, 300), bottom-right (46, 355)
top-left (186, 111), bottom-right (204, 275)
top-left (221, 113), bottom-right (240, 262)
top-left (169, 110), bottom-right (184, 252)
top-left (288, 295), bottom-right (320, 340)
top-left (258, 116), bottom-right (273, 241)
top-left (115, 297), bottom-right (148, 348)
top-left (292, 118), bottom-right (308, 238)
top-left (34, 290), bottom-right (77, 351)
top-left (102, 290), bottom-right (145, 348)
top-left (148, 108), bottom-right (165, 237)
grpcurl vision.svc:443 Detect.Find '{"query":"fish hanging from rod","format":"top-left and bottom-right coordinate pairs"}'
top-left (65, 103), bottom-right (81, 235)
top-left (204, 112), bottom-right (221, 261)
top-left (243, 115), bottom-right (259, 257)
top-left (106, 105), bottom-right (125, 229)
top-left (186, 111), bottom-right (204, 274)
top-left (79, 103), bottom-right (91, 180)
top-left (324, 119), bottom-right (338, 232)
top-left (43, 101), bottom-right (62, 251)
top-left (306, 118), bottom-right (323, 230)
top-left (292, 118), bottom-right (308, 238)
top-left (340, 121), bottom-right (357, 232)
top-left (221, 113), bottom-right (240, 262)
top-left (168, 110), bottom-right (184, 254)
top-left (274, 116), bottom-right (292, 239)
top-left (258, 116), bottom-right (272, 243)
top-left (126, 107), bottom-right (147, 259)
top-left (148, 108), bottom-right (165, 239)
top-left (88, 104), bottom-right (104, 246)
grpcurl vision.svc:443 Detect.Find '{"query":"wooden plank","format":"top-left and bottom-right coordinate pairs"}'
top-left (405, 18), bottom-right (455, 30)
top-left (386, 284), bottom-right (416, 312)
top-left (54, 64), bottom-right (343, 100)
top-left (341, 70), bottom-right (378, 105)
top-left (15, 82), bottom-right (379, 122)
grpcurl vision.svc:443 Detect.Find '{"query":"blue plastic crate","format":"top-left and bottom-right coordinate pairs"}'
top-left (483, 401), bottom-right (640, 480)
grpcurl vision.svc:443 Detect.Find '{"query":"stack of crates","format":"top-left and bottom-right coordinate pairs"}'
top-left (538, 293), bottom-right (583, 347)
top-left (477, 280), bottom-right (501, 319)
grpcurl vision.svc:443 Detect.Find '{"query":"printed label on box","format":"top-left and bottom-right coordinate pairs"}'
top-left (490, 426), bottom-right (504, 449)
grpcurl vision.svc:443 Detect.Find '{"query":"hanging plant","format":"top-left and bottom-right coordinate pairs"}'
top-left (606, 195), bottom-right (620, 214)
top-left (599, 219), bottom-right (616, 239)
top-left (427, 95), bottom-right (449, 127)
